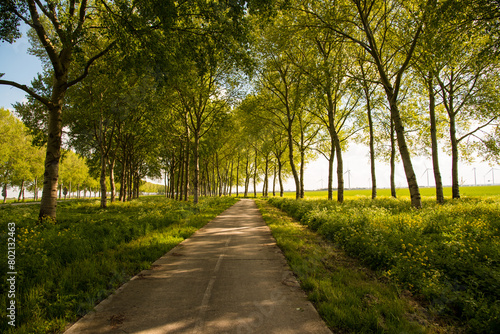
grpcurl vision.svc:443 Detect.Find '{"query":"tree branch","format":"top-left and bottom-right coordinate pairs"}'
top-left (67, 41), bottom-right (117, 88)
top-left (9, 2), bottom-right (33, 28)
top-left (458, 117), bottom-right (498, 142)
top-left (0, 79), bottom-right (51, 107)
top-left (27, 0), bottom-right (61, 74)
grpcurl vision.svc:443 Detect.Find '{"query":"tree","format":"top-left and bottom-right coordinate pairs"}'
top-left (254, 20), bottom-right (309, 199)
top-left (59, 150), bottom-right (89, 199)
top-left (0, 108), bottom-right (44, 202)
top-left (432, 30), bottom-right (500, 199)
top-left (295, 0), bottom-right (429, 208)
top-left (0, 0), bottom-right (115, 218)
top-left (65, 52), bottom-right (121, 207)
top-left (289, 28), bottom-right (362, 202)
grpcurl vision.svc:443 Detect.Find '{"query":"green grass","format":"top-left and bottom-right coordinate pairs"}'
top-left (267, 196), bottom-right (500, 333)
top-left (256, 199), bottom-right (449, 333)
top-left (280, 185), bottom-right (500, 200)
top-left (0, 196), bottom-right (237, 333)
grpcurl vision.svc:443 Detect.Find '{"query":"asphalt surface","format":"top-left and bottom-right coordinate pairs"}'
top-left (64, 199), bottom-right (332, 334)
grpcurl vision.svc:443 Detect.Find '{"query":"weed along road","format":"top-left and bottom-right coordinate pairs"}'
top-left (64, 199), bottom-right (332, 334)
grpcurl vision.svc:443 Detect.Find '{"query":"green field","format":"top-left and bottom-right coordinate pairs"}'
top-left (281, 185), bottom-right (500, 200)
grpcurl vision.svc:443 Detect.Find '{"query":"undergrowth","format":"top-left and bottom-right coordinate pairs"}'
top-left (256, 199), bottom-right (446, 333)
top-left (267, 196), bottom-right (500, 333)
top-left (0, 196), bottom-right (237, 333)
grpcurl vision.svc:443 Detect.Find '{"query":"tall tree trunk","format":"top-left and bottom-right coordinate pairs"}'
top-left (229, 160), bottom-right (233, 196)
top-left (127, 160), bottom-right (132, 201)
top-left (361, 62), bottom-right (377, 199)
top-left (184, 129), bottom-right (190, 202)
top-left (201, 168), bottom-right (206, 197)
top-left (216, 152), bottom-right (222, 197)
top-left (263, 155), bottom-right (269, 197)
top-left (273, 165), bottom-right (277, 197)
top-left (100, 154), bottom-right (107, 208)
top-left (205, 163), bottom-right (211, 197)
top-left (427, 75), bottom-right (444, 203)
top-left (253, 149), bottom-right (257, 198)
top-left (300, 148), bottom-right (305, 199)
top-left (328, 142), bottom-right (335, 200)
top-left (178, 144), bottom-right (184, 201)
top-left (169, 160), bottom-right (176, 199)
top-left (193, 132), bottom-right (200, 204)
top-left (167, 167), bottom-right (170, 198)
top-left (34, 176), bottom-right (38, 201)
top-left (236, 155), bottom-right (240, 197)
top-left (326, 88), bottom-right (337, 201)
top-left (334, 135), bottom-right (344, 203)
top-left (2, 183), bottom-right (7, 203)
top-left (445, 71), bottom-right (460, 199)
top-left (299, 123), bottom-right (305, 199)
top-left (244, 153), bottom-right (250, 197)
top-left (287, 124), bottom-right (300, 199)
top-left (367, 94), bottom-right (377, 199)
top-left (39, 103), bottom-right (64, 219)
top-left (278, 157), bottom-right (284, 197)
top-left (134, 172), bottom-right (140, 199)
top-left (389, 96), bottom-right (421, 207)
top-left (18, 180), bottom-right (24, 201)
top-left (109, 156), bottom-right (116, 203)
top-left (224, 164), bottom-right (229, 196)
top-left (390, 118), bottom-right (397, 198)
top-left (450, 111), bottom-right (460, 199)
top-left (120, 160), bottom-right (126, 202)
top-left (212, 164), bottom-right (217, 197)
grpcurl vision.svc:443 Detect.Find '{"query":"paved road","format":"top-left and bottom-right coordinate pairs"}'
top-left (65, 199), bottom-right (332, 334)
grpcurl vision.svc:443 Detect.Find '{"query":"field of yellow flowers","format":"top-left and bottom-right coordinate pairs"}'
top-left (268, 196), bottom-right (500, 333)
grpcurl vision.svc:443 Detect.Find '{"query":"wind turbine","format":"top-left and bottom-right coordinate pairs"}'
top-left (422, 167), bottom-right (432, 187)
top-left (318, 178), bottom-right (324, 190)
top-left (344, 170), bottom-right (351, 189)
top-left (472, 167), bottom-right (477, 186)
top-left (485, 168), bottom-right (499, 185)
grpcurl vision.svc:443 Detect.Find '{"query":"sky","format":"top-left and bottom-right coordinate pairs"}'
top-left (1, 26), bottom-right (498, 195)
top-left (0, 25), bottom-right (44, 109)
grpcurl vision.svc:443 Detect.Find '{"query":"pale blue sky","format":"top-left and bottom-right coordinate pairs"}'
top-left (0, 25), bottom-right (43, 110)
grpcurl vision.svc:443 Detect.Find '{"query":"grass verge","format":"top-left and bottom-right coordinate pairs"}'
top-left (0, 196), bottom-right (237, 333)
top-left (256, 199), bottom-right (458, 334)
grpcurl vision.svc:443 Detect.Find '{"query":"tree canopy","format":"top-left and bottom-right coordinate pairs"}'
top-left (1, 0), bottom-right (499, 217)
